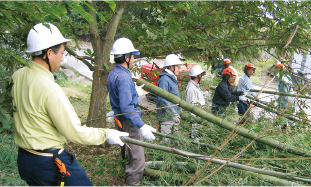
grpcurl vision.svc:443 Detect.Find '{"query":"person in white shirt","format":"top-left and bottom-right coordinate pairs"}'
top-left (185, 65), bottom-right (206, 140)
top-left (235, 63), bottom-right (256, 124)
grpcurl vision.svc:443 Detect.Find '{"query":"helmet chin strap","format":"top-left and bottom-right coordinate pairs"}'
top-left (43, 49), bottom-right (52, 72)
top-left (125, 52), bottom-right (132, 69)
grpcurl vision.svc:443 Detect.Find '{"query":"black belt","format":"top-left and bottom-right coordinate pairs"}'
top-left (19, 147), bottom-right (59, 154)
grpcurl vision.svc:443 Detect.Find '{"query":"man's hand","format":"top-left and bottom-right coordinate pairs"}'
top-left (172, 114), bottom-right (181, 124)
top-left (140, 124), bottom-right (156, 141)
top-left (244, 90), bottom-right (251, 96)
top-left (239, 95), bottom-right (247, 102)
top-left (106, 129), bottom-right (129, 146)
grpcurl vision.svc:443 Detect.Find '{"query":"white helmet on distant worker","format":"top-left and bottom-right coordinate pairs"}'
top-left (189, 64), bottom-right (205, 77)
top-left (26, 23), bottom-right (71, 55)
top-left (111, 37), bottom-right (140, 58)
top-left (164, 54), bottom-right (183, 67)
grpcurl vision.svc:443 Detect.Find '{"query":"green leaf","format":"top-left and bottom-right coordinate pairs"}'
top-left (87, 48), bottom-right (92, 55)
top-left (66, 1), bottom-right (96, 24)
top-left (104, 1), bottom-right (116, 11)
top-left (83, 1), bottom-right (106, 22)
top-left (2, 48), bottom-right (28, 66)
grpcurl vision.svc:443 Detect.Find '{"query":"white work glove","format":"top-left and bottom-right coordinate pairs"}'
top-left (106, 129), bottom-right (129, 146)
top-left (137, 83), bottom-right (145, 88)
top-left (172, 114), bottom-right (181, 124)
top-left (244, 90), bottom-right (251, 96)
top-left (239, 95), bottom-right (247, 102)
top-left (140, 124), bottom-right (156, 141)
top-left (106, 111), bottom-right (115, 123)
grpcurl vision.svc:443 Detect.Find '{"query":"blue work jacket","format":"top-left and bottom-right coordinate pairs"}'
top-left (107, 64), bottom-right (144, 129)
top-left (156, 71), bottom-right (180, 122)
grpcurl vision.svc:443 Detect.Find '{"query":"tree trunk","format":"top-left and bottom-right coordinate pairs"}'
top-left (86, 1), bottom-right (127, 128)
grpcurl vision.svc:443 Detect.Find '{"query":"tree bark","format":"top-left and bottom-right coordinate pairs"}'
top-left (86, 1), bottom-right (127, 127)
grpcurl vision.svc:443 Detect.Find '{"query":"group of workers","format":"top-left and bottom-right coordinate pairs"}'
top-left (11, 22), bottom-right (294, 186)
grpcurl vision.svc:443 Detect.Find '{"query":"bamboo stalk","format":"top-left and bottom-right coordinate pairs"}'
top-left (247, 96), bottom-right (311, 123)
top-left (250, 89), bottom-right (311, 100)
top-left (153, 131), bottom-right (216, 149)
top-left (145, 161), bottom-right (296, 185)
top-left (121, 137), bottom-right (311, 183)
top-left (145, 161), bottom-right (196, 173)
top-left (137, 78), bottom-right (311, 157)
top-left (245, 98), bottom-right (300, 122)
top-left (144, 167), bottom-right (190, 181)
top-left (209, 86), bottom-right (311, 100)
top-left (254, 173), bottom-right (298, 186)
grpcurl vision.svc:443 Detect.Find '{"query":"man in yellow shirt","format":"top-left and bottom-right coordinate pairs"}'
top-left (12, 22), bottom-right (128, 186)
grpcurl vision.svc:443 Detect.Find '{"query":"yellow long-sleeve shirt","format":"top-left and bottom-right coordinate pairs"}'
top-left (12, 61), bottom-right (108, 150)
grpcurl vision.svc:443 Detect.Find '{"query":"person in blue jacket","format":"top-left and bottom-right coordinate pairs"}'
top-left (107, 38), bottom-right (156, 186)
top-left (156, 54), bottom-right (184, 136)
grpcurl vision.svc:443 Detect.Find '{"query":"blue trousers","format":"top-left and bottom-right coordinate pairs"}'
top-left (211, 104), bottom-right (226, 115)
top-left (17, 148), bottom-right (92, 186)
top-left (237, 101), bottom-right (249, 116)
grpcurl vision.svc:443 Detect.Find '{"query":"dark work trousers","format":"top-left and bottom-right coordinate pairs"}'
top-left (237, 101), bottom-right (249, 116)
top-left (237, 101), bottom-right (250, 124)
top-left (211, 104), bottom-right (226, 115)
top-left (17, 148), bottom-right (92, 186)
top-left (121, 120), bottom-right (145, 185)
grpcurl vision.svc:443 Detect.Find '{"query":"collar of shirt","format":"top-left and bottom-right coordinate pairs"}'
top-left (115, 63), bottom-right (132, 75)
top-left (189, 79), bottom-right (200, 88)
top-left (30, 61), bottom-right (54, 81)
top-left (165, 68), bottom-right (177, 80)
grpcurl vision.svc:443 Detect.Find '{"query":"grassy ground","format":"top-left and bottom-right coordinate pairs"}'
top-left (1, 59), bottom-right (311, 186)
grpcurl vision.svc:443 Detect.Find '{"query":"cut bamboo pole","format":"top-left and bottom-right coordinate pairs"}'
top-left (137, 78), bottom-right (311, 157)
top-left (121, 137), bottom-right (311, 184)
top-left (145, 161), bottom-right (296, 186)
top-left (247, 96), bottom-right (311, 123)
top-left (209, 86), bottom-right (311, 100)
top-left (254, 173), bottom-right (298, 186)
top-left (153, 131), bottom-right (216, 149)
top-left (245, 98), bottom-right (300, 122)
top-left (145, 161), bottom-right (196, 173)
top-left (250, 89), bottom-right (311, 99)
top-left (144, 167), bottom-right (190, 181)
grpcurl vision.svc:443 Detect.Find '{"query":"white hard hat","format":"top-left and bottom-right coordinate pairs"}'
top-left (111, 37), bottom-right (140, 57)
top-left (189, 64), bottom-right (205, 77)
top-left (26, 23), bottom-right (71, 55)
top-left (164, 54), bottom-right (183, 67)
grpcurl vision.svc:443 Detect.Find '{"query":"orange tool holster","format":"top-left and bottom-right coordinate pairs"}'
top-left (53, 153), bottom-right (70, 186)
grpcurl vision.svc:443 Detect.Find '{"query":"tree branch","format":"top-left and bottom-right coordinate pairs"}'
top-left (137, 41), bottom-right (311, 58)
top-left (75, 56), bottom-right (95, 61)
top-left (65, 46), bottom-right (94, 71)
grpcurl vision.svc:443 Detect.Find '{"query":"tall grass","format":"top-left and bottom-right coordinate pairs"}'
top-left (0, 133), bottom-right (27, 186)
